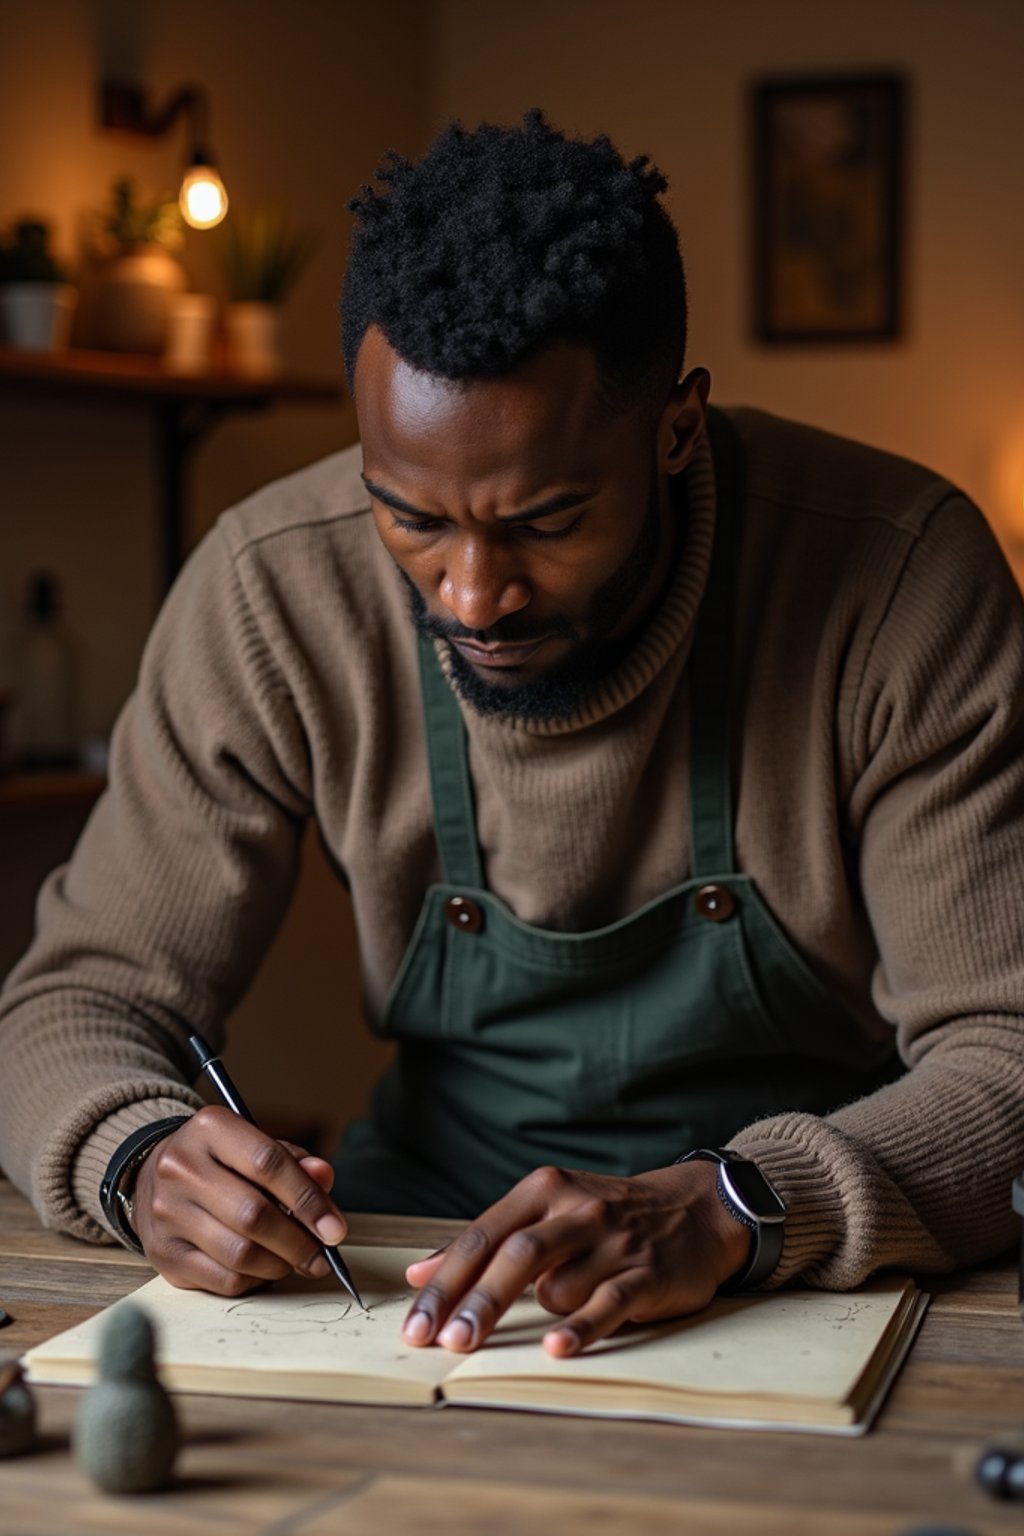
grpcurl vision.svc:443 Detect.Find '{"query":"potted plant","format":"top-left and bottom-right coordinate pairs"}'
top-left (0, 219), bottom-right (76, 351)
top-left (88, 179), bottom-right (186, 354)
top-left (213, 207), bottom-right (319, 373)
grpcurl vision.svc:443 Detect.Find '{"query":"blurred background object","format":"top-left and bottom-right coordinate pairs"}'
top-left (85, 177), bottom-right (185, 352)
top-left (0, 0), bottom-right (1022, 1152)
top-left (7, 571), bottom-right (81, 771)
top-left (99, 77), bottom-right (229, 231)
top-left (0, 219), bottom-right (75, 349)
top-left (214, 205), bottom-right (320, 372)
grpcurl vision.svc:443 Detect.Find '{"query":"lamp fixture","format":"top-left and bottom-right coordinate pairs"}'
top-left (100, 80), bottom-right (229, 230)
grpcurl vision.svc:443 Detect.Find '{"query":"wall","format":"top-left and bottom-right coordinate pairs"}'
top-left (429, 0), bottom-right (1024, 571)
top-left (0, 0), bottom-right (432, 1150)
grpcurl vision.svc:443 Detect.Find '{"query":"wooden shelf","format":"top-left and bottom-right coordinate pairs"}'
top-left (0, 343), bottom-right (345, 404)
top-left (0, 344), bottom-right (347, 595)
top-left (0, 769), bottom-right (106, 814)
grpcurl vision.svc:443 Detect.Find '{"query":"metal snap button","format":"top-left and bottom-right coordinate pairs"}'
top-left (445, 895), bottom-right (483, 934)
top-left (695, 883), bottom-right (735, 922)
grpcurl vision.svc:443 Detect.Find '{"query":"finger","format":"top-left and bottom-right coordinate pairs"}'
top-left (197, 1169), bottom-right (333, 1279)
top-left (298, 1158), bottom-right (335, 1192)
top-left (173, 1202), bottom-right (305, 1284)
top-left (401, 1171), bottom-right (569, 1346)
top-left (278, 1143), bottom-right (336, 1193)
top-left (194, 1107), bottom-right (348, 1245)
top-left (157, 1235), bottom-right (274, 1299)
top-left (405, 1245), bottom-right (449, 1283)
top-left (405, 1213), bottom-right (594, 1352)
top-left (542, 1268), bottom-right (654, 1358)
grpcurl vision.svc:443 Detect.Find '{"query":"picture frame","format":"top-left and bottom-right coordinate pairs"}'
top-left (752, 73), bottom-right (905, 343)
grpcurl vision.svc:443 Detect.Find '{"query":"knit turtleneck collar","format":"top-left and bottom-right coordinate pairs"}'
top-left (437, 421), bottom-right (718, 737)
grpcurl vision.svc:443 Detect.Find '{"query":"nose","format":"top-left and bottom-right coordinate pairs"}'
top-left (439, 532), bottom-right (531, 633)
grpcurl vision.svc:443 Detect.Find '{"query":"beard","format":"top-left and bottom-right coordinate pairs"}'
top-left (402, 465), bottom-right (674, 722)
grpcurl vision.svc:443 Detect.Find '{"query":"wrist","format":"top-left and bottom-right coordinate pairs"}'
top-left (674, 1148), bottom-right (787, 1293)
top-left (683, 1158), bottom-right (754, 1286)
top-left (99, 1116), bottom-right (190, 1252)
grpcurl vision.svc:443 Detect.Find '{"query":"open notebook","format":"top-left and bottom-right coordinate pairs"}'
top-left (23, 1245), bottom-right (928, 1435)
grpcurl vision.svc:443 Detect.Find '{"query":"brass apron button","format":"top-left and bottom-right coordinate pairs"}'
top-left (695, 884), bottom-right (735, 922)
top-left (445, 895), bottom-right (483, 933)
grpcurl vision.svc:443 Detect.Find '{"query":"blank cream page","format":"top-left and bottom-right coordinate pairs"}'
top-left (25, 1246), bottom-right (456, 1396)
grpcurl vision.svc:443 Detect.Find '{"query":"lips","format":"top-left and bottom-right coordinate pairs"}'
top-left (451, 636), bottom-right (552, 670)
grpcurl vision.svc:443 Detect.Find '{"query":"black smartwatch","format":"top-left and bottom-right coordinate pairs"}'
top-left (99, 1116), bottom-right (191, 1253)
top-left (674, 1147), bottom-right (786, 1293)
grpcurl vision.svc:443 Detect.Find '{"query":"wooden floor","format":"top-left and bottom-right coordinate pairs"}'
top-left (1, 1177), bottom-right (1023, 1534)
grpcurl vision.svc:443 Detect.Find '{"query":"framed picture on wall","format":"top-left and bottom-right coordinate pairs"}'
top-left (752, 73), bottom-right (905, 343)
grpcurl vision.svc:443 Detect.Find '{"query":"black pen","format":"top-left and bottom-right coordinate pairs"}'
top-left (187, 1031), bottom-right (365, 1310)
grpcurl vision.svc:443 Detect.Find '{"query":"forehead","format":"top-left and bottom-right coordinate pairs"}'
top-left (353, 326), bottom-right (637, 488)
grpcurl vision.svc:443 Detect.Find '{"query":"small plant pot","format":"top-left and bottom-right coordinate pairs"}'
top-left (0, 283), bottom-right (77, 350)
top-left (225, 301), bottom-right (282, 374)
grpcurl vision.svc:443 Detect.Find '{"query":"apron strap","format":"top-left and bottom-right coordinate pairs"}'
top-left (416, 634), bottom-right (485, 888)
top-left (688, 407), bottom-right (745, 877)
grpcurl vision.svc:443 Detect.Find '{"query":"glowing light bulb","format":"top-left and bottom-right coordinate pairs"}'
top-left (179, 165), bottom-right (228, 229)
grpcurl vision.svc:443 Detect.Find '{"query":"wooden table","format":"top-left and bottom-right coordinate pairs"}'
top-left (1, 1175), bottom-right (1022, 1535)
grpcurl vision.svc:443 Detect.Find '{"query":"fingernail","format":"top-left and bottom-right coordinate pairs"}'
top-left (315, 1213), bottom-right (346, 1244)
top-left (307, 1255), bottom-right (329, 1279)
top-left (438, 1314), bottom-right (475, 1350)
top-left (402, 1308), bottom-right (432, 1344)
top-left (544, 1326), bottom-right (580, 1355)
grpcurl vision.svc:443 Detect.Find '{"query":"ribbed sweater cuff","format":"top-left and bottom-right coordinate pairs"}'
top-left (728, 1115), bottom-right (848, 1288)
top-left (71, 1098), bottom-right (199, 1242)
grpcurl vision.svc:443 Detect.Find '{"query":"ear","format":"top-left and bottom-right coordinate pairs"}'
top-left (659, 367), bottom-right (711, 474)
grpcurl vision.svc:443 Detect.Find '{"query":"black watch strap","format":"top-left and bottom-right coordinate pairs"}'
top-left (99, 1116), bottom-right (191, 1253)
top-left (675, 1147), bottom-right (786, 1293)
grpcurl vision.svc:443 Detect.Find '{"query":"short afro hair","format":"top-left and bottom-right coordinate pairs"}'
top-left (341, 109), bottom-right (687, 413)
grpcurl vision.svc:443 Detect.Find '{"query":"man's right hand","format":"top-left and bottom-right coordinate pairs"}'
top-left (131, 1105), bottom-right (348, 1296)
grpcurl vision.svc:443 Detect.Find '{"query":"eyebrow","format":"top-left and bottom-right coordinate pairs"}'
top-left (361, 475), bottom-right (595, 524)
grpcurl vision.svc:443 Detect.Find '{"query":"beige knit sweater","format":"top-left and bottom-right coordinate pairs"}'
top-left (2, 408), bottom-right (1023, 1290)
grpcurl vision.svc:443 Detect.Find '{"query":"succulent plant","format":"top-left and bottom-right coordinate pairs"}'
top-left (213, 205), bottom-right (319, 304)
top-left (95, 178), bottom-right (184, 254)
top-left (72, 1303), bottom-right (179, 1493)
top-left (0, 220), bottom-right (68, 284)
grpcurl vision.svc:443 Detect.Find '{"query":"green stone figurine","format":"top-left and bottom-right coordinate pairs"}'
top-left (73, 1302), bottom-right (179, 1493)
top-left (0, 1359), bottom-right (37, 1457)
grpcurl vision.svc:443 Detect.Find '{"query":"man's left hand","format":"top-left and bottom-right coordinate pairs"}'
top-left (401, 1161), bottom-right (752, 1358)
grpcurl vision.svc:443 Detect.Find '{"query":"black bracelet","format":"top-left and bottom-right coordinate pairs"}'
top-left (99, 1116), bottom-right (191, 1253)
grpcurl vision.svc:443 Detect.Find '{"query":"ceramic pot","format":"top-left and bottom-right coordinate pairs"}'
top-left (225, 301), bottom-right (282, 374)
top-left (94, 244), bottom-right (185, 354)
top-left (0, 283), bottom-right (77, 350)
top-left (164, 293), bottom-right (217, 374)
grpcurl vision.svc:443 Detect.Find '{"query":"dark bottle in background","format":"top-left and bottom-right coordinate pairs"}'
top-left (10, 571), bottom-right (80, 770)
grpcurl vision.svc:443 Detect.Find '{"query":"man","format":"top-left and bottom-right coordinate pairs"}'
top-left (2, 111), bottom-right (1023, 1362)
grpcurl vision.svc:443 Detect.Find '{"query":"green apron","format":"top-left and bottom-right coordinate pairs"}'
top-left (334, 410), bottom-right (900, 1216)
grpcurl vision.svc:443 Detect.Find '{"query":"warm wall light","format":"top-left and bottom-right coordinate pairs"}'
top-left (179, 161), bottom-right (229, 229)
top-left (100, 81), bottom-right (229, 230)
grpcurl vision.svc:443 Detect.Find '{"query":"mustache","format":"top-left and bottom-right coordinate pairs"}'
top-left (414, 609), bottom-right (579, 647)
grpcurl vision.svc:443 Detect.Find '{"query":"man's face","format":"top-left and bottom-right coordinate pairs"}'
top-left (354, 326), bottom-right (707, 719)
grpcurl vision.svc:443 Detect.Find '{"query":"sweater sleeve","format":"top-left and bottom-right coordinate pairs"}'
top-left (729, 494), bottom-right (1024, 1287)
top-left (0, 524), bottom-right (310, 1242)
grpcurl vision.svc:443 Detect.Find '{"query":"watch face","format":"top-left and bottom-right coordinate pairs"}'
top-left (722, 1160), bottom-right (786, 1222)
